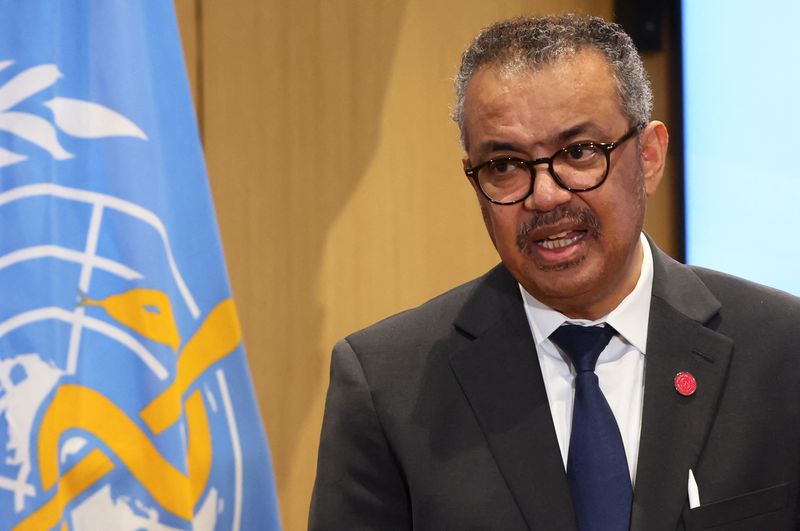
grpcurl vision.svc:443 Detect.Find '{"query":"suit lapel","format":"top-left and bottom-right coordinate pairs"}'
top-left (448, 266), bottom-right (577, 531)
top-left (630, 245), bottom-right (734, 531)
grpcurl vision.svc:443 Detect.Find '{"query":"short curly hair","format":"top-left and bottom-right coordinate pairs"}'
top-left (452, 14), bottom-right (652, 148)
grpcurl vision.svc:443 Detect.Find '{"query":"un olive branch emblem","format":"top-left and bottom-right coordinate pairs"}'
top-left (0, 60), bottom-right (146, 169)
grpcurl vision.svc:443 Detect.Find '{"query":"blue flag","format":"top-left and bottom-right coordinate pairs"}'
top-left (0, 2), bottom-right (281, 530)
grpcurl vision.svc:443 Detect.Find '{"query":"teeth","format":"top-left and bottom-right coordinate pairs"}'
top-left (538, 232), bottom-right (581, 249)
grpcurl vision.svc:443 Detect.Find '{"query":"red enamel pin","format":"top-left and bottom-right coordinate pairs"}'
top-left (674, 372), bottom-right (697, 396)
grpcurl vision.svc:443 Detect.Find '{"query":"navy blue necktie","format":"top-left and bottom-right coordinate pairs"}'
top-left (550, 324), bottom-right (632, 531)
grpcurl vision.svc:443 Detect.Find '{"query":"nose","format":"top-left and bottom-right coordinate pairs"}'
top-left (523, 163), bottom-right (573, 212)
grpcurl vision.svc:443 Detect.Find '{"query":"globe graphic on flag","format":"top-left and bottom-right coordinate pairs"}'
top-left (0, 183), bottom-right (236, 530)
top-left (0, 61), bottom-right (247, 530)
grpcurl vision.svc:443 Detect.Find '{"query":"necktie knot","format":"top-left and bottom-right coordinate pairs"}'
top-left (550, 324), bottom-right (616, 373)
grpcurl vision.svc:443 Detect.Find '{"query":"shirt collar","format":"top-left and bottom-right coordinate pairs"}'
top-left (519, 232), bottom-right (654, 354)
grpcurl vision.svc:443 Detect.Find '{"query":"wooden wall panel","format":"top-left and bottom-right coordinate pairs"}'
top-left (176, 1), bottom-right (681, 529)
top-left (174, 0), bottom-right (200, 117)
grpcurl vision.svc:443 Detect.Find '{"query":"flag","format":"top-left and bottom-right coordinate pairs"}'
top-left (0, 2), bottom-right (281, 530)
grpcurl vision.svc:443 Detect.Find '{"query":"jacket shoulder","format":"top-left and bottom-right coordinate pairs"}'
top-left (689, 265), bottom-right (800, 321)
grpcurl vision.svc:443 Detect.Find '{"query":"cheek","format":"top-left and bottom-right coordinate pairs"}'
top-left (597, 175), bottom-right (647, 229)
top-left (482, 206), bottom-right (523, 251)
top-left (479, 203), bottom-right (491, 228)
top-left (479, 204), bottom-right (499, 247)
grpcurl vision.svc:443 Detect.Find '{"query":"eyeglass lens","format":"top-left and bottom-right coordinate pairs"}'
top-left (478, 145), bottom-right (607, 203)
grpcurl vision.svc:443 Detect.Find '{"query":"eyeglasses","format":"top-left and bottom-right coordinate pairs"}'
top-left (463, 124), bottom-right (644, 205)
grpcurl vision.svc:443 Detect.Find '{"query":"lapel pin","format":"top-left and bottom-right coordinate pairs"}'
top-left (674, 371), bottom-right (697, 396)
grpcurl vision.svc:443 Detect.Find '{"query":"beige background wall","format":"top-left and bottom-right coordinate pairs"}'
top-left (175, 1), bottom-right (679, 529)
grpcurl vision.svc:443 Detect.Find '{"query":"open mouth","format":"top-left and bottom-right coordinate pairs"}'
top-left (516, 206), bottom-right (600, 264)
top-left (537, 230), bottom-right (586, 250)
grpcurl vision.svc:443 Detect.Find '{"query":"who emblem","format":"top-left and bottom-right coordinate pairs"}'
top-left (0, 61), bottom-right (253, 529)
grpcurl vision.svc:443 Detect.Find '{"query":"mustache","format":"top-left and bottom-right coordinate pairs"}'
top-left (516, 205), bottom-right (601, 251)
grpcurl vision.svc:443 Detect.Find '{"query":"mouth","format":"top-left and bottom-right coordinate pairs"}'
top-left (537, 230), bottom-right (587, 250)
top-left (524, 228), bottom-right (589, 272)
top-left (516, 206), bottom-right (600, 270)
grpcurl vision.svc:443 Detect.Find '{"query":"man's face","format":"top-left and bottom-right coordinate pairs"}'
top-left (462, 49), bottom-right (667, 319)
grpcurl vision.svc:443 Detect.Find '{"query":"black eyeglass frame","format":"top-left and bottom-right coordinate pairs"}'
top-left (463, 123), bottom-right (645, 205)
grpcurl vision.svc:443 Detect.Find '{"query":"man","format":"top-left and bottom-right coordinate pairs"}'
top-left (310, 14), bottom-right (800, 531)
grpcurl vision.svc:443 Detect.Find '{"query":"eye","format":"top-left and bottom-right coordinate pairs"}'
top-left (563, 144), bottom-right (600, 164)
top-left (486, 159), bottom-right (523, 176)
top-left (490, 160), bottom-right (511, 173)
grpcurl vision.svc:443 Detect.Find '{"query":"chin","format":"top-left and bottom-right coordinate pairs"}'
top-left (533, 254), bottom-right (587, 273)
top-left (517, 258), bottom-right (602, 302)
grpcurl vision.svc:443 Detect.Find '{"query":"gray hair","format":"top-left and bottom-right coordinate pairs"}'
top-left (452, 14), bottom-right (653, 148)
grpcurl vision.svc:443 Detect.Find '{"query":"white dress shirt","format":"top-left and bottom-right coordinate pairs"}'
top-left (519, 232), bottom-right (654, 484)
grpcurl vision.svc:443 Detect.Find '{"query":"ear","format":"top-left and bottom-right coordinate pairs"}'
top-left (639, 121), bottom-right (669, 196)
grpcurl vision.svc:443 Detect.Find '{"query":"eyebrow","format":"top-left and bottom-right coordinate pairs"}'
top-left (485, 141), bottom-right (520, 153)
top-left (477, 123), bottom-right (603, 158)
top-left (555, 122), bottom-right (610, 143)
top-left (557, 124), bottom-right (588, 142)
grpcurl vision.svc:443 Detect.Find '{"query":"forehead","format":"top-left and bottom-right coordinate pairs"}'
top-left (462, 49), bottom-right (625, 151)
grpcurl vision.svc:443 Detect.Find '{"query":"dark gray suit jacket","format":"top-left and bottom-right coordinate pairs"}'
top-left (310, 244), bottom-right (800, 530)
